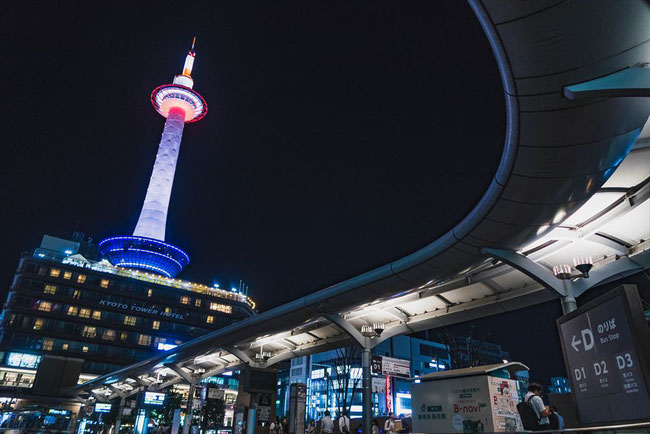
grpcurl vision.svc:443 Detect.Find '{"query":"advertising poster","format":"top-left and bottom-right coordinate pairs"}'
top-left (372, 376), bottom-right (386, 394)
top-left (412, 376), bottom-right (492, 433)
top-left (487, 377), bottom-right (523, 432)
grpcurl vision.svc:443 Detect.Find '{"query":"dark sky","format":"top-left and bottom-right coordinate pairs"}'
top-left (6, 1), bottom-right (643, 389)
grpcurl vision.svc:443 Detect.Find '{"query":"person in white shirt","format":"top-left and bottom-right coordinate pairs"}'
top-left (384, 412), bottom-right (396, 434)
top-left (524, 383), bottom-right (551, 430)
top-left (320, 411), bottom-right (334, 434)
top-left (338, 411), bottom-right (350, 434)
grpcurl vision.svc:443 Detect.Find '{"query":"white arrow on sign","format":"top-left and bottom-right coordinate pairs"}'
top-left (571, 335), bottom-right (581, 352)
top-left (571, 328), bottom-right (595, 352)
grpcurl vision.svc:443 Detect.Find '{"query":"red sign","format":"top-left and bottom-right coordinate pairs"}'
top-left (385, 375), bottom-right (392, 413)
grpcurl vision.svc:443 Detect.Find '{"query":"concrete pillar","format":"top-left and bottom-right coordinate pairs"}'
top-left (183, 382), bottom-right (196, 434)
top-left (361, 347), bottom-right (372, 434)
top-left (114, 397), bottom-right (126, 434)
top-left (561, 295), bottom-right (577, 314)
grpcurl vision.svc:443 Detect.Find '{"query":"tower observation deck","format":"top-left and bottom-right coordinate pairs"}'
top-left (100, 39), bottom-right (207, 277)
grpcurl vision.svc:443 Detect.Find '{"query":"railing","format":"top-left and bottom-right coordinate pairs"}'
top-left (32, 252), bottom-right (256, 309)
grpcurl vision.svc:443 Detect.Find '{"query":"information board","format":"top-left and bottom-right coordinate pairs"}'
top-left (370, 355), bottom-right (411, 379)
top-left (557, 285), bottom-right (650, 425)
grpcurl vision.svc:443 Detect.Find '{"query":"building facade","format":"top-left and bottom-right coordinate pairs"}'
top-left (0, 234), bottom-right (256, 392)
top-left (276, 334), bottom-right (512, 421)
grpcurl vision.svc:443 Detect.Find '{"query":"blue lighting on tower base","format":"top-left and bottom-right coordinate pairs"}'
top-left (99, 236), bottom-right (190, 278)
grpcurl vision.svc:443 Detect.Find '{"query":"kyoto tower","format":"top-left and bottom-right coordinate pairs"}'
top-left (99, 39), bottom-right (207, 277)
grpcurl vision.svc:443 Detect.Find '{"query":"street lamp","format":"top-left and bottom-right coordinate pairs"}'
top-left (553, 256), bottom-right (593, 280)
top-left (361, 323), bottom-right (385, 338)
top-left (573, 256), bottom-right (594, 278)
top-left (361, 325), bottom-right (375, 337)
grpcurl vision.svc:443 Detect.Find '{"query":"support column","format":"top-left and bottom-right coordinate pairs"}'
top-left (361, 347), bottom-right (372, 434)
top-left (114, 397), bottom-right (126, 434)
top-left (183, 382), bottom-right (196, 434)
top-left (561, 295), bottom-right (577, 315)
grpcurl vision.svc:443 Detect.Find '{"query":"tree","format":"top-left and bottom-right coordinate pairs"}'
top-left (325, 346), bottom-right (362, 416)
top-left (202, 398), bottom-right (225, 428)
top-left (151, 390), bottom-right (182, 426)
top-left (437, 323), bottom-right (490, 369)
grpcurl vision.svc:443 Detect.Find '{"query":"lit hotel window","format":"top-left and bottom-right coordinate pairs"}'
top-left (206, 315), bottom-right (214, 324)
top-left (120, 332), bottom-right (128, 342)
top-left (44, 285), bottom-right (57, 295)
top-left (33, 318), bottom-right (44, 330)
top-left (152, 320), bottom-right (160, 330)
top-left (194, 299), bottom-right (201, 307)
top-left (164, 307), bottom-right (171, 313)
top-left (209, 303), bottom-right (232, 314)
top-left (180, 296), bottom-right (190, 305)
top-left (92, 311), bottom-right (102, 320)
top-left (137, 334), bottom-right (152, 346)
top-left (82, 326), bottom-right (97, 338)
top-left (79, 309), bottom-right (91, 319)
top-left (67, 306), bottom-right (78, 316)
top-left (77, 274), bottom-right (87, 284)
top-left (62, 343), bottom-right (69, 351)
top-left (100, 279), bottom-right (110, 288)
top-left (49, 268), bottom-right (61, 278)
top-left (82, 346), bottom-right (89, 353)
top-left (72, 290), bottom-right (81, 299)
top-left (103, 329), bottom-right (116, 341)
top-left (63, 271), bottom-right (72, 280)
top-left (43, 339), bottom-right (54, 351)
top-left (38, 301), bottom-right (53, 312)
top-left (147, 289), bottom-right (153, 297)
top-left (124, 316), bottom-right (137, 326)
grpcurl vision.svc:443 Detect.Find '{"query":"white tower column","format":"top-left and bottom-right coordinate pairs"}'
top-left (133, 107), bottom-right (186, 241)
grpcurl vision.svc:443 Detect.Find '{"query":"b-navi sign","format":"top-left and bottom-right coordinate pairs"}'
top-left (98, 299), bottom-right (185, 320)
top-left (557, 285), bottom-right (650, 425)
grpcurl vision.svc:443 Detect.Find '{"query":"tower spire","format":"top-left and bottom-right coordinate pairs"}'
top-left (182, 37), bottom-right (197, 78)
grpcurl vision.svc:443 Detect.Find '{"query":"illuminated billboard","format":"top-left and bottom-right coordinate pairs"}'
top-left (95, 403), bottom-right (112, 413)
top-left (144, 392), bottom-right (165, 406)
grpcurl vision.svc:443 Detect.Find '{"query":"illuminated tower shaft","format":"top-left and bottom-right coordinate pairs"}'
top-left (133, 107), bottom-right (185, 240)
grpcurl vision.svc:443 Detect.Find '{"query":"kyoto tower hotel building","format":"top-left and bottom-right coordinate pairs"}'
top-left (0, 42), bottom-right (255, 386)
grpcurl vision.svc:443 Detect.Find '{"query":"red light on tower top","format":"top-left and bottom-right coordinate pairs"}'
top-left (150, 37), bottom-right (207, 123)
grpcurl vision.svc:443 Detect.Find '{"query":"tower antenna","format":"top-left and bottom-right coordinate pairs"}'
top-left (191, 36), bottom-right (196, 52)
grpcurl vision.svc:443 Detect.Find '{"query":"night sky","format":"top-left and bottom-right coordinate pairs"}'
top-left (3, 1), bottom-right (646, 388)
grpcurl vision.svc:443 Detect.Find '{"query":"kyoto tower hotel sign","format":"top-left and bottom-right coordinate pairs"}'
top-left (100, 39), bottom-right (207, 277)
